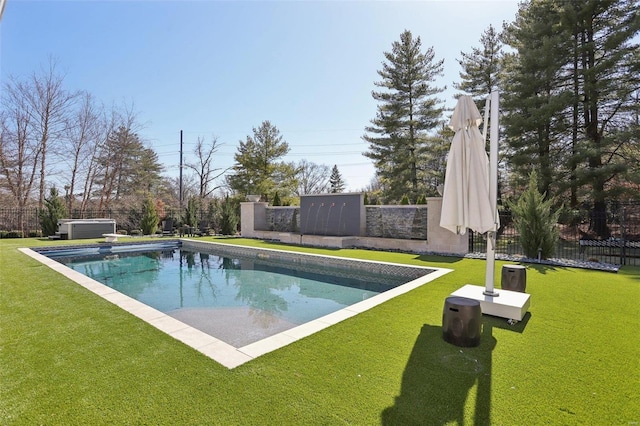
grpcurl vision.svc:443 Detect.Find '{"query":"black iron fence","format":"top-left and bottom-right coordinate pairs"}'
top-left (0, 207), bottom-right (181, 237)
top-left (469, 202), bottom-right (640, 266)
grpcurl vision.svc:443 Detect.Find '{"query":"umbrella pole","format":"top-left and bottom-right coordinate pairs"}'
top-left (484, 91), bottom-right (500, 297)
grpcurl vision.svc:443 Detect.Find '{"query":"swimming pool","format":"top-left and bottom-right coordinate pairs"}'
top-left (23, 240), bottom-right (452, 368)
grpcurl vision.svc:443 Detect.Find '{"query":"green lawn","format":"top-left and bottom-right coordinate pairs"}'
top-left (1, 237), bottom-right (639, 425)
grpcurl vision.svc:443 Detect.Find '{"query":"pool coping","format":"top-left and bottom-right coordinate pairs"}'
top-left (20, 240), bottom-right (452, 369)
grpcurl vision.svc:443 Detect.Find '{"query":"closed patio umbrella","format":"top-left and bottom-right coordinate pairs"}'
top-left (440, 95), bottom-right (494, 235)
top-left (441, 93), bottom-right (500, 295)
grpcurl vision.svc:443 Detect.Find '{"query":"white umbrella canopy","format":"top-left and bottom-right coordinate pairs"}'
top-left (440, 95), bottom-right (495, 235)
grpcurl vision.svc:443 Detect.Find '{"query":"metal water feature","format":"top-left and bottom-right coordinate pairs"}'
top-left (299, 193), bottom-right (365, 237)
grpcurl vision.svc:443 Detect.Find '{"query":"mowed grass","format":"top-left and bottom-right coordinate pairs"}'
top-left (1, 237), bottom-right (639, 425)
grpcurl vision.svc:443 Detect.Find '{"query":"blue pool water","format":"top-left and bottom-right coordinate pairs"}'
top-left (47, 243), bottom-right (411, 346)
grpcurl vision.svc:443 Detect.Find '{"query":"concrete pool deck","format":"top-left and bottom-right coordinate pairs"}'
top-left (20, 243), bottom-right (452, 369)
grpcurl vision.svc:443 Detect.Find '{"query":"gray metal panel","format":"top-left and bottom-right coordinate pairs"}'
top-left (300, 193), bottom-right (364, 236)
top-left (69, 222), bottom-right (116, 239)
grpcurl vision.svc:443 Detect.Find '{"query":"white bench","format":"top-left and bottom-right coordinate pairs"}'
top-left (103, 233), bottom-right (124, 243)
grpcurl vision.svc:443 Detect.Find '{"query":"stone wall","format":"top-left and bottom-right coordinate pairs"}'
top-left (264, 205), bottom-right (428, 239)
top-left (265, 207), bottom-right (299, 232)
top-left (365, 206), bottom-right (428, 240)
top-left (242, 198), bottom-right (467, 254)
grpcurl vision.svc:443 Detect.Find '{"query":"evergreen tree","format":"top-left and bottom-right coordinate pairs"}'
top-left (363, 30), bottom-right (445, 203)
top-left (183, 197), bottom-right (198, 228)
top-left (97, 126), bottom-right (164, 209)
top-left (569, 0), bottom-right (639, 236)
top-left (454, 24), bottom-right (503, 103)
top-left (271, 191), bottom-right (281, 206)
top-left (329, 165), bottom-right (345, 193)
top-left (501, 0), bottom-right (639, 237)
top-left (508, 170), bottom-right (560, 259)
top-left (140, 196), bottom-right (159, 235)
top-left (219, 195), bottom-right (239, 235)
top-left (39, 187), bottom-right (68, 237)
top-left (501, 0), bottom-right (572, 197)
top-left (226, 121), bottom-right (297, 201)
top-left (422, 124), bottom-right (452, 196)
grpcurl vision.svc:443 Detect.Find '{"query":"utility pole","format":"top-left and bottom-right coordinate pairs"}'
top-left (179, 130), bottom-right (183, 211)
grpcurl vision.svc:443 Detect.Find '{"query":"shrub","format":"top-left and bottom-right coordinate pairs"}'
top-left (183, 197), bottom-right (198, 228)
top-left (219, 196), bottom-right (239, 235)
top-left (400, 194), bottom-right (410, 205)
top-left (39, 187), bottom-right (68, 237)
top-left (140, 197), bottom-right (159, 235)
top-left (272, 191), bottom-right (282, 206)
top-left (508, 170), bottom-right (560, 259)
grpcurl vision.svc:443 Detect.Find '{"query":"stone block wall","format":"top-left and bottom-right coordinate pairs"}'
top-left (365, 206), bottom-right (428, 240)
top-left (265, 207), bottom-right (300, 232)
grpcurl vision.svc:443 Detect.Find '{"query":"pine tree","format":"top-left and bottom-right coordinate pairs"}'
top-left (454, 24), bottom-right (503, 102)
top-left (501, 0), bottom-right (639, 237)
top-left (501, 1), bottom-right (572, 197)
top-left (363, 30), bottom-right (445, 203)
top-left (226, 121), bottom-right (297, 201)
top-left (329, 165), bottom-right (345, 193)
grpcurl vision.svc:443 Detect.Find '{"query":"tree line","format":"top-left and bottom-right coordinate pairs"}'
top-left (2, 0), bottom-right (638, 238)
top-left (0, 62), bottom-right (346, 232)
top-left (363, 0), bottom-right (638, 237)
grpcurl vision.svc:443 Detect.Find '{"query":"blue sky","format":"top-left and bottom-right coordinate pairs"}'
top-left (1, 0), bottom-right (519, 191)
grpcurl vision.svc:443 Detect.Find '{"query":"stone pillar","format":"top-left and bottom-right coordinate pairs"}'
top-left (426, 197), bottom-right (468, 254)
top-left (240, 202), bottom-right (268, 238)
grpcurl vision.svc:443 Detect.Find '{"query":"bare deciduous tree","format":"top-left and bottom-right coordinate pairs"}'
top-left (184, 136), bottom-right (229, 200)
top-left (22, 59), bottom-right (78, 208)
top-left (0, 79), bottom-right (41, 232)
top-left (61, 91), bottom-right (103, 214)
top-left (295, 159), bottom-right (329, 196)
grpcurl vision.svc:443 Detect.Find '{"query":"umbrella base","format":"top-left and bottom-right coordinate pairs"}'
top-left (450, 284), bottom-right (530, 321)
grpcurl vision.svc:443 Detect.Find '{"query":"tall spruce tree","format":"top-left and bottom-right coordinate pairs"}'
top-left (226, 121), bottom-right (297, 201)
top-left (329, 165), bottom-right (345, 193)
top-left (363, 30), bottom-right (445, 203)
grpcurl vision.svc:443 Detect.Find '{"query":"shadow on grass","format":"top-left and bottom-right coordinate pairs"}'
top-left (414, 254), bottom-right (465, 264)
top-left (381, 321), bottom-right (496, 425)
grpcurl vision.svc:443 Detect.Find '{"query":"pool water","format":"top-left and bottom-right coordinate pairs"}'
top-left (55, 246), bottom-right (409, 346)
